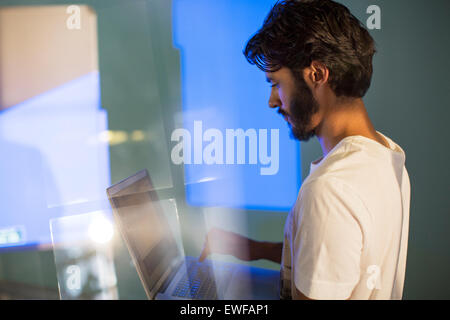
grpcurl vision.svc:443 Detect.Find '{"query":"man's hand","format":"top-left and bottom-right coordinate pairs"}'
top-left (198, 227), bottom-right (283, 264)
top-left (198, 227), bottom-right (255, 262)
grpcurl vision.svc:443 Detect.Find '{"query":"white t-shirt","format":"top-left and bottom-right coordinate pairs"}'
top-left (280, 132), bottom-right (410, 300)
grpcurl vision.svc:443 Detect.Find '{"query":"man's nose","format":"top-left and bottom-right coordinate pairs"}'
top-left (269, 100), bottom-right (278, 109)
top-left (268, 89), bottom-right (281, 109)
top-left (269, 95), bottom-right (281, 109)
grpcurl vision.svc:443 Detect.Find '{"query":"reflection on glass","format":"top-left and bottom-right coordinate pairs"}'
top-left (0, 5), bottom-right (110, 250)
top-left (107, 170), bottom-right (189, 299)
top-left (50, 211), bottom-right (118, 300)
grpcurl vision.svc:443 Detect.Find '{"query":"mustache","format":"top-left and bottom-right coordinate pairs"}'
top-left (277, 108), bottom-right (288, 117)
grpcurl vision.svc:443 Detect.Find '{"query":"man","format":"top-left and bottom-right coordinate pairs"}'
top-left (199, 0), bottom-right (410, 300)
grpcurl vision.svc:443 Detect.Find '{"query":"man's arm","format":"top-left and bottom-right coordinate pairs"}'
top-left (257, 241), bottom-right (316, 299)
top-left (289, 178), bottom-right (363, 300)
top-left (199, 228), bottom-right (320, 300)
top-left (198, 227), bottom-right (283, 264)
top-left (253, 240), bottom-right (283, 264)
top-left (293, 287), bottom-right (314, 300)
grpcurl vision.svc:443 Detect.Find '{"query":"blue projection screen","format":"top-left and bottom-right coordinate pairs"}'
top-left (173, 0), bottom-right (301, 211)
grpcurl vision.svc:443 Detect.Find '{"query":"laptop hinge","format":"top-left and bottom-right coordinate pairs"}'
top-left (152, 256), bottom-right (183, 299)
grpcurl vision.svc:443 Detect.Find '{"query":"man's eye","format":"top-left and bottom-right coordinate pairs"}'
top-left (271, 83), bottom-right (279, 88)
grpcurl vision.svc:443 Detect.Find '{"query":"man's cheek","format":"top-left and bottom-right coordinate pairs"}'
top-left (308, 112), bottom-right (322, 129)
top-left (279, 94), bottom-right (289, 113)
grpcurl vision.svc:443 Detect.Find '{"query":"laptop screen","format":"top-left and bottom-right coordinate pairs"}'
top-left (107, 170), bottom-right (181, 298)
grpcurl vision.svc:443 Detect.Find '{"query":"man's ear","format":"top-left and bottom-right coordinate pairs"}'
top-left (309, 60), bottom-right (329, 85)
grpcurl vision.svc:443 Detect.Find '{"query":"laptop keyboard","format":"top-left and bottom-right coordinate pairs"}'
top-left (171, 261), bottom-right (233, 300)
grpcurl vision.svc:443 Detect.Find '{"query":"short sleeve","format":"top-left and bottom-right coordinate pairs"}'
top-left (292, 178), bottom-right (365, 300)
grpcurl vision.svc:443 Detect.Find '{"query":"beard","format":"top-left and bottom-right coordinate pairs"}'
top-left (280, 72), bottom-right (319, 142)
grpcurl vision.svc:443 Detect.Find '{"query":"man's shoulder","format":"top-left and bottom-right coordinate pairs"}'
top-left (298, 175), bottom-right (361, 205)
top-left (297, 159), bottom-right (372, 214)
top-left (290, 175), bottom-right (370, 233)
top-left (307, 144), bottom-right (388, 187)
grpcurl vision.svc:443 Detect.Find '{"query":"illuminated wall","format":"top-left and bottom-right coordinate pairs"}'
top-left (0, 6), bottom-right (110, 249)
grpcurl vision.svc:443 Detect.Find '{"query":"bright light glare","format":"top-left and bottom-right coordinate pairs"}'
top-left (88, 215), bottom-right (114, 245)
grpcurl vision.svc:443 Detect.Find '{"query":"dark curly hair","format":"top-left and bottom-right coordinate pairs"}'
top-left (244, 0), bottom-right (376, 98)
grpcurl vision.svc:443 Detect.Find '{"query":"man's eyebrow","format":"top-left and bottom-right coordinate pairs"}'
top-left (266, 76), bottom-right (273, 83)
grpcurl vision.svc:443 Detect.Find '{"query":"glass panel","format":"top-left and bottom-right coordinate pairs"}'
top-left (50, 211), bottom-right (118, 300)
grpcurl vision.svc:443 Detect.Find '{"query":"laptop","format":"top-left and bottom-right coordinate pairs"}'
top-left (106, 169), bottom-right (280, 300)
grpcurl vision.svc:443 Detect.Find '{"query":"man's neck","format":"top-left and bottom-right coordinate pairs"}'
top-left (315, 98), bottom-right (386, 157)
